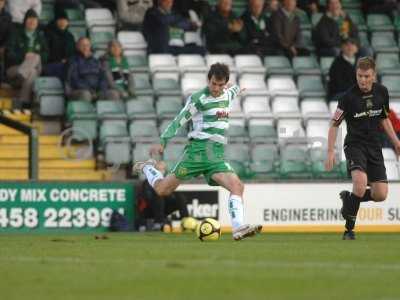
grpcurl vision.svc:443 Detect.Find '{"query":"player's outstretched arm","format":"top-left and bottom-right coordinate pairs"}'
top-left (381, 118), bottom-right (400, 157)
top-left (325, 121), bottom-right (339, 171)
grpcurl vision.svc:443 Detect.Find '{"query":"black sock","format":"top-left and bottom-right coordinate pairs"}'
top-left (360, 188), bottom-right (372, 202)
top-left (345, 193), bottom-right (362, 231)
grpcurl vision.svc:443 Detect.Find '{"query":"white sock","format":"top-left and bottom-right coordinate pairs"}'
top-left (229, 194), bottom-right (244, 230)
top-left (143, 165), bottom-right (164, 188)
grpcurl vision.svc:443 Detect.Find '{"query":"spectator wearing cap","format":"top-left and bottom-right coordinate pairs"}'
top-left (328, 37), bottom-right (358, 100)
top-left (101, 40), bottom-right (132, 100)
top-left (241, 0), bottom-right (276, 57)
top-left (6, 0), bottom-right (41, 24)
top-left (6, 9), bottom-right (48, 108)
top-left (270, 0), bottom-right (309, 58)
top-left (313, 0), bottom-right (360, 57)
top-left (65, 37), bottom-right (120, 101)
top-left (203, 0), bottom-right (248, 56)
top-left (142, 0), bottom-right (205, 55)
top-left (44, 10), bottom-right (75, 80)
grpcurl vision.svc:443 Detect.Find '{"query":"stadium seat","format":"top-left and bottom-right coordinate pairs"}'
top-left (65, 8), bottom-right (86, 27)
top-left (358, 31), bottom-right (370, 47)
top-left (382, 148), bottom-right (397, 161)
top-left (177, 54), bottom-right (207, 74)
top-left (131, 73), bottom-right (154, 96)
top-left (242, 96), bottom-right (273, 119)
top-left (301, 99), bottom-right (330, 121)
top-left (239, 74), bottom-right (269, 96)
top-left (248, 118), bottom-right (277, 143)
top-left (329, 101), bottom-right (338, 115)
top-left (85, 8), bottom-right (116, 33)
top-left (264, 56), bottom-right (294, 77)
top-left (90, 31), bottom-right (114, 52)
top-left (268, 76), bottom-right (298, 97)
top-left (100, 120), bottom-right (131, 164)
top-left (129, 119), bottom-right (159, 143)
top-left (385, 161), bottom-right (400, 180)
top-left (342, 0), bottom-right (361, 9)
top-left (320, 56), bottom-right (335, 78)
top-left (205, 54), bottom-right (237, 73)
top-left (40, 3), bottom-right (55, 24)
top-left (225, 143), bottom-right (250, 178)
top-left (249, 144), bottom-right (280, 179)
top-left (33, 77), bottom-right (65, 116)
top-left (69, 26), bottom-right (88, 41)
top-left (292, 56), bottom-right (321, 76)
top-left (96, 100), bottom-right (127, 120)
top-left (149, 54), bottom-right (179, 75)
top-left (381, 75), bottom-right (400, 97)
top-left (117, 31), bottom-right (147, 56)
top-left (311, 12), bottom-right (323, 27)
top-left (181, 73), bottom-right (207, 97)
top-left (228, 118), bottom-right (248, 142)
top-left (376, 53), bottom-right (400, 76)
top-left (300, 30), bottom-right (315, 52)
top-left (347, 10), bottom-right (367, 31)
top-left (296, 9), bottom-right (311, 30)
top-left (234, 55), bottom-right (265, 75)
top-left (279, 144), bottom-right (312, 179)
top-left (309, 146), bottom-right (342, 179)
top-left (371, 32), bottom-right (399, 53)
top-left (126, 99), bottom-right (156, 120)
top-left (367, 14), bottom-right (394, 32)
top-left (126, 55), bottom-right (149, 73)
top-left (271, 96), bottom-right (301, 118)
top-left (132, 143), bottom-right (154, 162)
top-left (277, 118), bottom-right (306, 144)
top-left (306, 119), bottom-right (330, 148)
top-left (156, 96), bottom-right (183, 119)
top-left (230, 96), bottom-right (244, 118)
top-left (152, 73), bottom-right (181, 97)
top-left (66, 101), bottom-right (97, 141)
top-left (159, 119), bottom-right (187, 141)
top-left (297, 75), bottom-right (326, 98)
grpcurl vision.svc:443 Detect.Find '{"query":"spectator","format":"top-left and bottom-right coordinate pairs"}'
top-left (241, 0), bottom-right (276, 56)
top-left (328, 38), bottom-right (358, 100)
top-left (101, 40), bottom-right (131, 100)
top-left (265, 0), bottom-right (279, 15)
top-left (6, 0), bottom-right (41, 24)
top-left (6, 9), bottom-right (47, 108)
top-left (136, 161), bottom-right (189, 232)
top-left (44, 10), bottom-right (75, 80)
top-left (65, 37), bottom-right (119, 101)
top-left (173, 0), bottom-right (210, 20)
top-left (117, 0), bottom-right (153, 30)
top-left (313, 0), bottom-right (359, 57)
top-left (270, 0), bottom-right (309, 58)
top-left (298, 0), bottom-right (319, 15)
top-left (203, 0), bottom-right (248, 55)
top-left (0, 0), bottom-right (12, 57)
top-left (142, 0), bottom-right (205, 55)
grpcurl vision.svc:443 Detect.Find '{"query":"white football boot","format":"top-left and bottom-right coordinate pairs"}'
top-left (232, 224), bottom-right (263, 241)
top-left (132, 158), bottom-right (157, 175)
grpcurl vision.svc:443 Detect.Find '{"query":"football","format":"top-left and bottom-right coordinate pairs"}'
top-left (181, 217), bottom-right (198, 232)
top-left (196, 218), bottom-right (221, 241)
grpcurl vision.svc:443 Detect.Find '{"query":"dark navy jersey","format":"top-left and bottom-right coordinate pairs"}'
top-left (332, 82), bottom-right (390, 146)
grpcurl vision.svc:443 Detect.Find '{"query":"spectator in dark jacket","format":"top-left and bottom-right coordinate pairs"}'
top-left (241, 0), bottom-right (276, 57)
top-left (328, 38), bottom-right (358, 100)
top-left (0, 0), bottom-right (12, 55)
top-left (65, 37), bottom-right (119, 101)
top-left (142, 0), bottom-right (205, 55)
top-left (6, 9), bottom-right (47, 108)
top-left (101, 40), bottom-right (132, 99)
top-left (270, 0), bottom-right (309, 58)
top-left (203, 0), bottom-right (248, 55)
top-left (44, 10), bottom-right (75, 80)
top-left (313, 0), bottom-right (362, 57)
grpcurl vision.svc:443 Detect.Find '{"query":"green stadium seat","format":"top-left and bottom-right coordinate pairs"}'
top-left (156, 96), bottom-right (183, 119)
top-left (300, 30), bottom-right (315, 52)
top-left (131, 74), bottom-right (154, 96)
top-left (367, 14), bottom-right (394, 32)
top-left (347, 10), bottom-right (367, 31)
top-left (358, 31), bottom-right (370, 47)
top-left (249, 144), bottom-right (280, 179)
top-left (40, 3), bottom-right (54, 24)
top-left (376, 53), bottom-right (400, 76)
top-left (96, 100), bottom-right (127, 120)
top-left (228, 118), bottom-right (248, 142)
top-left (319, 56), bottom-right (335, 78)
top-left (297, 75), bottom-right (326, 98)
top-left (126, 55), bottom-right (149, 73)
top-left (132, 143), bottom-right (153, 162)
top-left (152, 76), bottom-right (181, 97)
top-left (69, 26), bottom-right (87, 41)
top-left (34, 77), bottom-right (65, 116)
top-left (292, 56), bottom-right (321, 76)
top-left (100, 120), bottom-right (131, 164)
top-left (65, 8), bottom-right (86, 27)
top-left (90, 31), bottom-right (114, 52)
top-left (371, 32), bottom-right (399, 53)
top-left (341, 0), bottom-right (361, 9)
top-left (381, 75), bottom-right (400, 97)
top-left (225, 143), bottom-right (250, 178)
top-left (126, 99), bottom-right (156, 120)
top-left (264, 56), bottom-right (294, 77)
top-left (296, 9), bottom-right (311, 30)
top-left (129, 120), bottom-right (159, 143)
top-left (279, 145), bottom-right (312, 179)
top-left (248, 119), bottom-right (277, 143)
top-left (311, 13), bottom-right (323, 27)
top-left (309, 147), bottom-right (341, 179)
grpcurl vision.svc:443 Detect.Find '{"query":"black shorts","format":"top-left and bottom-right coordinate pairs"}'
top-left (344, 144), bottom-right (387, 183)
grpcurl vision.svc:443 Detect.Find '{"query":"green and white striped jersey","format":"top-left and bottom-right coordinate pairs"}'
top-left (160, 85), bottom-right (241, 147)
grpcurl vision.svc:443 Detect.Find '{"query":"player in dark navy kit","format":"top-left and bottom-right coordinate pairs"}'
top-left (325, 57), bottom-right (400, 240)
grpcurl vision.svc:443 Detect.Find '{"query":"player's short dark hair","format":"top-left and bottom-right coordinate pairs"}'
top-left (208, 63), bottom-right (230, 83)
top-left (356, 57), bottom-right (376, 72)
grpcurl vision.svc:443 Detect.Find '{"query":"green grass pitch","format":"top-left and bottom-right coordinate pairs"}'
top-left (0, 233), bottom-right (399, 300)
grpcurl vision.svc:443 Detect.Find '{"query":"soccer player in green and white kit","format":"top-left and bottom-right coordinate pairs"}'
top-left (133, 63), bottom-right (262, 240)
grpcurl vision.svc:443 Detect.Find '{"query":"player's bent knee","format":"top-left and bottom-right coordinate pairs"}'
top-left (372, 192), bottom-right (387, 202)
